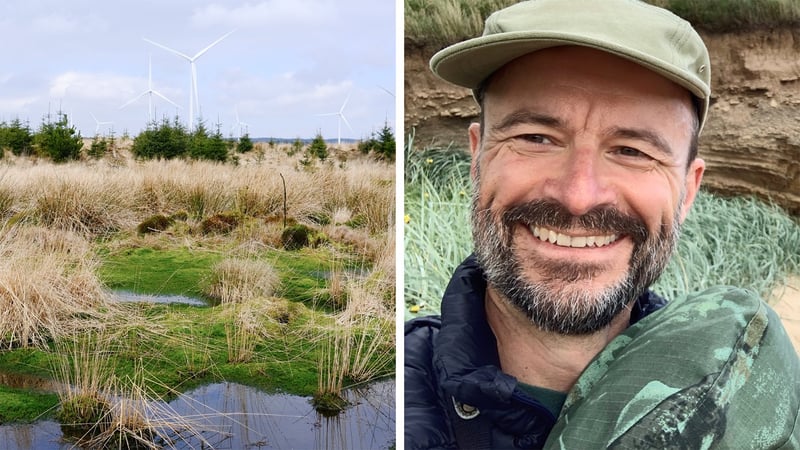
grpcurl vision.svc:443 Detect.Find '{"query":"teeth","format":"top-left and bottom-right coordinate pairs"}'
top-left (530, 226), bottom-right (618, 248)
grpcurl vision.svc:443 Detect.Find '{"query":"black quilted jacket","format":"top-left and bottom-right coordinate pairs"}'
top-left (404, 255), bottom-right (668, 450)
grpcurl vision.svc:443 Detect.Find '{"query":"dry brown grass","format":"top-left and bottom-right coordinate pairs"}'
top-left (204, 258), bottom-right (280, 304)
top-left (0, 226), bottom-right (111, 348)
top-left (0, 147), bottom-right (393, 256)
top-left (316, 227), bottom-right (395, 396)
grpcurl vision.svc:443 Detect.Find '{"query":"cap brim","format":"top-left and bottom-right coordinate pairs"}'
top-left (431, 31), bottom-right (710, 102)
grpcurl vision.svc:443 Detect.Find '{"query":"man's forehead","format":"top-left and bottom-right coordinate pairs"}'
top-left (485, 46), bottom-right (694, 104)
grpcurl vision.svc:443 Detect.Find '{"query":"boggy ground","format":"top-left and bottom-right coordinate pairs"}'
top-left (0, 141), bottom-right (395, 438)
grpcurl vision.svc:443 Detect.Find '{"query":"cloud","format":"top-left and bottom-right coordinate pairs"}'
top-left (191, 0), bottom-right (336, 28)
top-left (0, 96), bottom-right (40, 113)
top-left (48, 72), bottom-right (144, 102)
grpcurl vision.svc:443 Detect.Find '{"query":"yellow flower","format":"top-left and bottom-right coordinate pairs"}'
top-left (410, 305), bottom-right (421, 313)
top-left (426, 158), bottom-right (433, 164)
top-left (404, 214), bottom-right (411, 224)
top-left (459, 190), bottom-right (466, 196)
top-left (424, 192), bottom-right (430, 198)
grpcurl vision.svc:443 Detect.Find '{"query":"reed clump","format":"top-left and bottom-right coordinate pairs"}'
top-left (52, 332), bottom-right (217, 449)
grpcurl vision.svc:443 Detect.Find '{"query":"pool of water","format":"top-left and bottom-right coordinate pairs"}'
top-left (0, 379), bottom-right (395, 449)
top-left (112, 290), bottom-right (208, 306)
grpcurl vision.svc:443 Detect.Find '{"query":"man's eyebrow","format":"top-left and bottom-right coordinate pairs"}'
top-left (607, 127), bottom-right (674, 157)
top-left (491, 110), bottom-right (564, 134)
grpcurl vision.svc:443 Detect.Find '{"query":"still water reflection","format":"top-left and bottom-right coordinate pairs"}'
top-left (0, 379), bottom-right (394, 449)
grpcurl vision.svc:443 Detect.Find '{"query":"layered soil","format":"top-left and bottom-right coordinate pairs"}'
top-left (405, 28), bottom-right (800, 215)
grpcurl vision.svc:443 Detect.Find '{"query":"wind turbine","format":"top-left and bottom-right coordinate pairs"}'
top-left (317, 93), bottom-right (353, 146)
top-left (120, 56), bottom-right (180, 123)
top-left (230, 107), bottom-right (249, 140)
top-left (89, 113), bottom-right (113, 136)
top-left (143, 30), bottom-right (235, 131)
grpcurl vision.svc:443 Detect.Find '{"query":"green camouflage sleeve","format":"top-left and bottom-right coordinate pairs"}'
top-left (545, 286), bottom-right (800, 449)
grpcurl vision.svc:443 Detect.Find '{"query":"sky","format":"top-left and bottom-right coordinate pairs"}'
top-left (0, 1), bottom-right (396, 141)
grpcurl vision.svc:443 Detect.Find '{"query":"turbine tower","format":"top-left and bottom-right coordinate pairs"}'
top-left (317, 93), bottom-right (353, 146)
top-left (120, 56), bottom-right (180, 123)
top-left (143, 30), bottom-right (235, 130)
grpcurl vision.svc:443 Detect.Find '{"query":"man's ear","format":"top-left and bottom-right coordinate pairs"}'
top-left (679, 158), bottom-right (705, 222)
top-left (469, 122), bottom-right (481, 180)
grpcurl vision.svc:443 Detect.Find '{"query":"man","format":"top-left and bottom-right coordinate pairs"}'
top-left (404, 1), bottom-right (800, 449)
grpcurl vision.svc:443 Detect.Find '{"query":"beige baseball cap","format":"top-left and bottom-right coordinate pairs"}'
top-left (430, 0), bottom-right (711, 131)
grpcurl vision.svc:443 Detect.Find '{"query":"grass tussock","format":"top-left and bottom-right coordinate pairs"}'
top-left (53, 338), bottom-right (216, 449)
top-left (223, 299), bottom-right (272, 363)
top-left (204, 258), bottom-right (280, 304)
top-left (315, 239), bottom-right (395, 407)
top-left (0, 226), bottom-right (110, 348)
top-left (404, 139), bottom-right (800, 318)
top-left (405, 0), bottom-right (800, 48)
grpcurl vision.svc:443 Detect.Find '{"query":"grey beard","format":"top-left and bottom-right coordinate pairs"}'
top-left (471, 184), bottom-right (682, 336)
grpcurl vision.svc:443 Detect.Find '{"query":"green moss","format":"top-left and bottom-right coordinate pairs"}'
top-left (0, 384), bottom-right (59, 423)
top-left (198, 212), bottom-right (241, 235)
top-left (344, 213), bottom-right (368, 229)
top-left (0, 386), bottom-right (58, 424)
top-left (57, 393), bottom-right (111, 431)
top-left (136, 214), bottom-right (173, 235)
top-left (98, 247), bottom-right (223, 297)
top-left (311, 391), bottom-right (350, 417)
top-left (281, 224), bottom-right (312, 250)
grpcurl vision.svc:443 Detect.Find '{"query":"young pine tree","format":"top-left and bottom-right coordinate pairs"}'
top-left (35, 112), bottom-right (83, 162)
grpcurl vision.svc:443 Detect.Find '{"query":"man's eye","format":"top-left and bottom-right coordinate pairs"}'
top-left (615, 146), bottom-right (650, 159)
top-left (519, 134), bottom-right (552, 145)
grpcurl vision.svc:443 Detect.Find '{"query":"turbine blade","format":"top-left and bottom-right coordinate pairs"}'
top-left (143, 38), bottom-right (192, 61)
top-left (90, 112), bottom-right (99, 123)
top-left (340, 113), bottom-right (353, 132)
top-left (193, 29), bottom-right (236, 59)
top-left (340, 93), bottom-right (351, 112)
top-left (377, 85), bottom-right (395, 97)
top-left (151, 90), bottom-right (181, 109)
top-left (119, 91), bottom-right (148, 109)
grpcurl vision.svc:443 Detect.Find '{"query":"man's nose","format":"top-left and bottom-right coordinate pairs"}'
top-left (542, 147), bottom-right (615, 216)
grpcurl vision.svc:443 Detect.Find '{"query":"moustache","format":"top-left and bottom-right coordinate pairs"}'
top-left (500, 200), bottom-right (650, 246)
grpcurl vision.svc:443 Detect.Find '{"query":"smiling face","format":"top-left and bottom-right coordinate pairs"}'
top-left (470, 46), bottom-right (705, 335)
